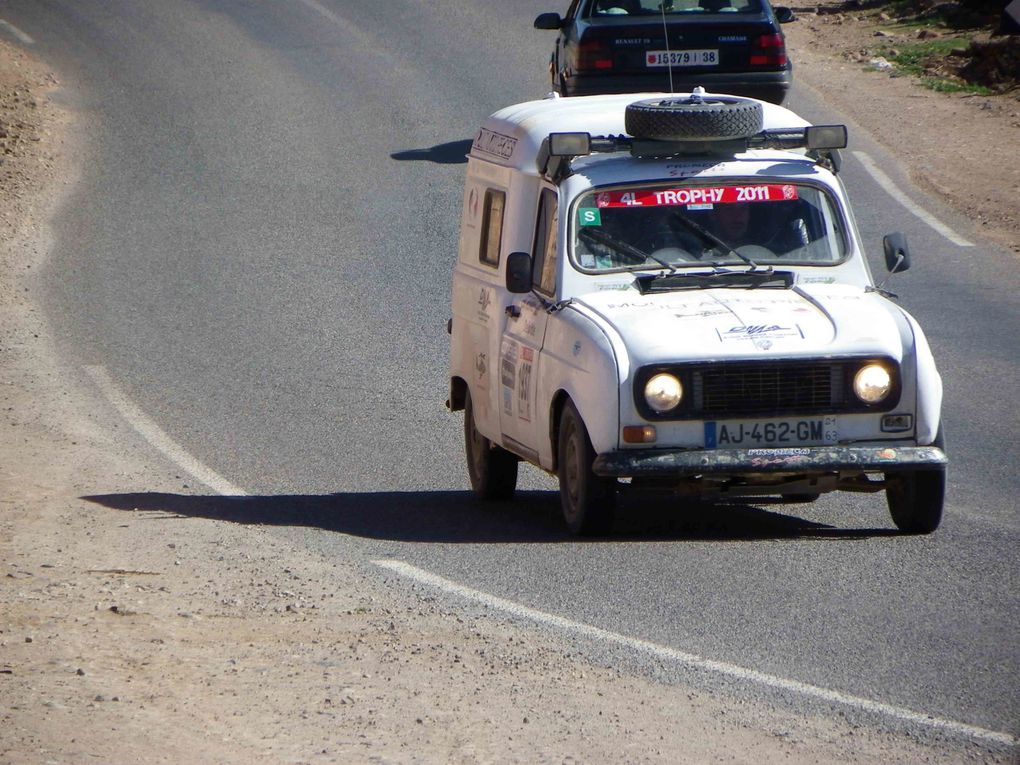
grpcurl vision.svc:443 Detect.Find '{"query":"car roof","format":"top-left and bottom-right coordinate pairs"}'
top-left (470, 92), bottom-right (812, 175)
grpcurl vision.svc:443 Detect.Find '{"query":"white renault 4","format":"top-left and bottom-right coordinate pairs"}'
top-left (447, 89), bottom-right (947, 536)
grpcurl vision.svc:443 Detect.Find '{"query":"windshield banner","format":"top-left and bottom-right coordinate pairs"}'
top-left (595, 184), bottom-right (799, 208)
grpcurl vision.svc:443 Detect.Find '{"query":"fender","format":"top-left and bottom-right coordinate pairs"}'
top-left (536, 303), bottom-right (627, 466)
top-left (901, 310), bottom-right (943, 444)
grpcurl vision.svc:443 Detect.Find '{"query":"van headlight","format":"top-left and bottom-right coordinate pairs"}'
top-left (853, 363), bottom-right (892, 404)
top-left (645, 373), bottom-right (683, 413)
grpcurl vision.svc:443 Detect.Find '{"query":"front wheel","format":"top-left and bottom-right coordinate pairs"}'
top-left (464, 390), bottom-right (518, 501)
top-left (558, 401), bottom-right (615, 536)
top-left (886, 469), bottom-right (945, 534)
top-left (886, 425), bottom-right (946, 534)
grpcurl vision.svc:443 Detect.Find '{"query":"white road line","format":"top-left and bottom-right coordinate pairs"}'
top-left (0, 19), bottom-right (35, 45)
top-left (294, 0), bottom-right (345, 26)
top-left (84, 365), bottom-right (249, 496)
top-left (375, 558), bottom-right (1018, 749)
top-left (853, 151), bottom-right (975, 247)
top-left (293, 0), bottom-right (380, 51)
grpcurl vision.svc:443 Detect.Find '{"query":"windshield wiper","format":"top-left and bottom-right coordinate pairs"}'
top-left (577, 227), bottom-right (675, 272)
top-left (668, 210), bottom-right (760, 269)
top-left (636, 269), bottom-right (795, 293)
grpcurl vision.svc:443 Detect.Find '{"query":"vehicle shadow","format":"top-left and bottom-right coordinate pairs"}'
top-left (390, 139), bottom-right (473, 165)
top-left (82, 490), bottom-right (898, 543)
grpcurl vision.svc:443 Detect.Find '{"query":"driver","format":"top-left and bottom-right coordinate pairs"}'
top-left (707, 202), bottom-right (753, 246)
top-left (706, 200), bottom-right (812, 256)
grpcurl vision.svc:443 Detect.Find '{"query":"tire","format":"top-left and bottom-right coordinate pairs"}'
top-left (558, 401), bottom-right (616, 536)
top-left (885, 425), bottom-right (946, 534)
top-left (886, 469), bottom-right (945, 534)
top-left (625, 95), bottom-right (763, 141)
top-left (464, 390), bottom-right (518, 501)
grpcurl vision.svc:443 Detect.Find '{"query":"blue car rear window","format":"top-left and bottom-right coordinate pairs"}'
top-left (587, 0), bottom-right (765, 16)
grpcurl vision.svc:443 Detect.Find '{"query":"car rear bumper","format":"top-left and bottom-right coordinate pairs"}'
top-left (593, 444), bottom-right (947, 478)
top-left (562, 70), bottom-right (791, 104)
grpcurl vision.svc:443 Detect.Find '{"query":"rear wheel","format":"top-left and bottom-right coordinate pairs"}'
top-left (558, 401), bottom-right (615, 536)
top-left (464, 390), bottom-right (518, 501)
top-left (885, 425), bottom-right (946, 534)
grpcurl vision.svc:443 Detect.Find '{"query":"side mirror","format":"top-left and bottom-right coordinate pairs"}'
top-left (534, 12), bottom-right (564, 30)
top-left (883, 232), bottom-right (911, 273)
top-left (774, 6), bottom-right (795, 22)
top-left (506, 252), bottom-right (533, 294)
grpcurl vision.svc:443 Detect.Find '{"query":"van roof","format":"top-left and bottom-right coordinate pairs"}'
top-left (469, 92), bottom-right (812, 174)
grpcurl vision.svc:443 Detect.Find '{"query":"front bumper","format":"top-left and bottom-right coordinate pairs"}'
top-left (593, 444), bottom-right (947, 478)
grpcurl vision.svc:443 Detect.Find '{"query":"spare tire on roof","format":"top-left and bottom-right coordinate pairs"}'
top-left (625, 94), bottom-right (763, 141)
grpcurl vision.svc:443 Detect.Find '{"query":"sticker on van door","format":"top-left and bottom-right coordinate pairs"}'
top-left (474, 352), bottom-right (488, 388)
top-left (518, 347), bottom-right (533, 423)
top-left (500, 339), bottom-right (518, 417)
top-left (477, 287), bottom-right (493, 323)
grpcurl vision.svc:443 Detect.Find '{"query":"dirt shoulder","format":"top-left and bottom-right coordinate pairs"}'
top-left (785, 0), bottom-right (1020, 253)
top-left (0, 34), bottom-right (1013, 765)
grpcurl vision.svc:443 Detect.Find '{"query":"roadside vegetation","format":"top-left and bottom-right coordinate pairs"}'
top-left (837, 0), bottom-right (1019, 95)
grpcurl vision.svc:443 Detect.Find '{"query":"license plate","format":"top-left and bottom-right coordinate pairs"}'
top-left (646, 49), bottom-right (719, 67)
top-left (704, 416), bottom-right (837, 448)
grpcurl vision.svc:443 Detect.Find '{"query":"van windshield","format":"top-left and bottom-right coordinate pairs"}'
top-left (571, 182), bottom-right (846, 272)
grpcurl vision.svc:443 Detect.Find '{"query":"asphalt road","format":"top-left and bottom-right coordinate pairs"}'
top-left (3, 0), bottom-right (1018, 750)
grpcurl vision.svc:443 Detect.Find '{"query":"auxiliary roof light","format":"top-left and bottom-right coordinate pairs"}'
top-left (549, 132), bottom-right (592, 157)
top-left (804, 125), bottom-right (848, 150)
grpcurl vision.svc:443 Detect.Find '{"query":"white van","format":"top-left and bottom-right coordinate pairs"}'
top-left (447, 90), bottom-right (947, 535)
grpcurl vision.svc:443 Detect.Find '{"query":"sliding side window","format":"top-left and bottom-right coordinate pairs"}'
top-left (479, 189), bottom-right (506, 267)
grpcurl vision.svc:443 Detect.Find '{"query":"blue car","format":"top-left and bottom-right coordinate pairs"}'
top-left (535, 0), bottom-right (796, 103)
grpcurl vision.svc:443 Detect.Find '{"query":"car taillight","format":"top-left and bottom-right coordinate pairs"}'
top-left (576, 39), bottom-right (614, 72)
top-left (750, 33), bottom-right (787, 67)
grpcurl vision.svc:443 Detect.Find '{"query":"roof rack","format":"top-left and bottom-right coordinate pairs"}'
top-left (537, 125), bottom-right (847, 180)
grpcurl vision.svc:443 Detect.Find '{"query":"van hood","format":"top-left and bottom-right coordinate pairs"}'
top-left (575, 283), bottom-right (907, 364)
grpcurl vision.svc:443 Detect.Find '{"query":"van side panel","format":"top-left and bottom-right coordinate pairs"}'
top-left (452, 152), bottom-right (554, 457)
top-left (538, 309), bottom-right (621, 465)
top-left (451, 161), bottom-right (504, 439)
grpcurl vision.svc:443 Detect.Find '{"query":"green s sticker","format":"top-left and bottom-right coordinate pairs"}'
top-left (578, 207), bottom-right (601, 226)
